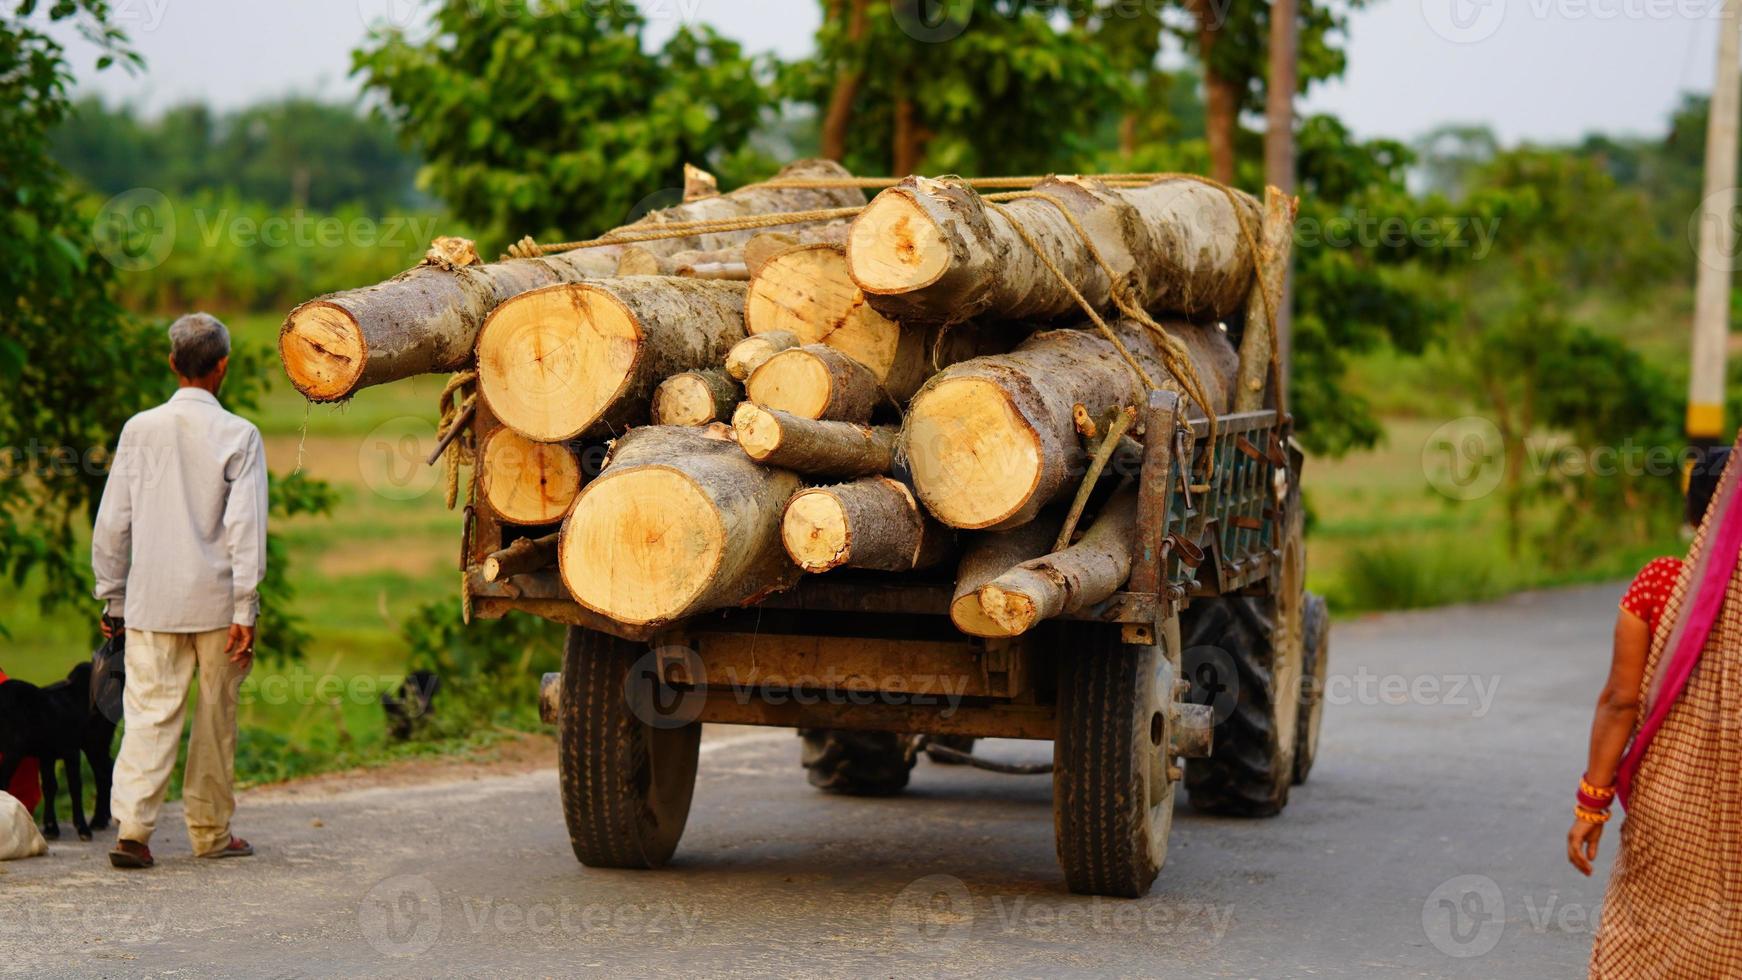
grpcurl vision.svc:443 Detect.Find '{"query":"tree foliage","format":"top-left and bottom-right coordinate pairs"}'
top-left (353, 0), bottom-right (773, 243)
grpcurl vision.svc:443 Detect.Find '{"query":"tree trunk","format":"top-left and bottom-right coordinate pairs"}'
top-left (280, 159), bottom-right (864, 401)
top-left (820, 0), bottom-right (870, 161)
top-left (1234, 187), bottom-right (1299, 412)
top-left (732, 403), bottom-right (896, 478)
top-left (483, 532), bottom-right (559, 582)
top-left (477, 278), bottom-right (747, 441)
top-left (975, 484), bottom-right (1139, 636)
top-left (949, 517), bottom-right (1062, 637)
top-left (560, 426), bottom-right (802, 626)
top-left (781, 477), bottom-right (950, 573)
top-left (652, 368), bottom-right (740, 427)
top-left (744, 344), bottom-right (884, 423)
top-left (745, 242), bottom-right (997, 401)
top-left (479, 428), bottom-right (583, 525)
top-left (902, 319), bottom-right (1236, 530)
top-left (847, 175), bottom-right (1260, 325)
top-left (1192, 0), bottom-right (1237, 185)
top-left (725, 330), bottom-right (802, 381)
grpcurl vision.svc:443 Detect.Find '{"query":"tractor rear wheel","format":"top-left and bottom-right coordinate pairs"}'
top-left (557, 626), bottom-right (701, 869)
top-left (1181, 595), bottom-right (1299, 817)
top-left (1293, 592), bottom-right (1330, 785)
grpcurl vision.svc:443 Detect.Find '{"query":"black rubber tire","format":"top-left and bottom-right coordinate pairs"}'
top-left (1293, 592), bottom-right (1330, 785)
top-left (1053, 624), bottom-right (1173, 898)
top-left (1181, 596), bottom-right (1294, 817)
top-left (557, 626), bottom-right (701, 869)
top-left (800, 730), bottom-right (914, 796)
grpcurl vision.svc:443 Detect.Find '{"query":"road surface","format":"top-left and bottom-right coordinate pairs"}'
top-left (0, 585), bottom-right (1620, 978)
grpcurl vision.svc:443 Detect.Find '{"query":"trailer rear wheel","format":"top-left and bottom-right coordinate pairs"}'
top-left (1053, 624), bottom-right (1176, 898)
top-left (558, 626), bottom-right (701, 869)
top-left (800, 730), bottom-right (915, 795)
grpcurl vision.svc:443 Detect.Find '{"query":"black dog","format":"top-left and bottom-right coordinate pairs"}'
top-left (0, 662), bottom-right (119, 841)
top-left (381, 670), bottom-right (441, 741)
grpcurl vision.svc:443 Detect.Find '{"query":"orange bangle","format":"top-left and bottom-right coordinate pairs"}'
top-left (1575, 805), bottom-right (1612, 824)
top-left (1580, 777), bottom-right (1616, 800)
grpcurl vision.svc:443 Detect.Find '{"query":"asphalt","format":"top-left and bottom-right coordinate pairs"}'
top-left (0, 583), bottom-right (1624, 978)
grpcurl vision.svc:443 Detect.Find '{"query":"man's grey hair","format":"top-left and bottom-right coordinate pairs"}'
top-left (168, 313), bottom-right (231, 379)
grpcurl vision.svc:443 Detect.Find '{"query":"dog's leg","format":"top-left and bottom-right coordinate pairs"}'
top-left (64, 750), bottom-right (90, 841)
top-left (38, 755), bottom-right (59, 840)
top-left (87, 732), bottom-right (115, 831)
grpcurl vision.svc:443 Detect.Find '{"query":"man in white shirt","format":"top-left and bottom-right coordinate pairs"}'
top-left (92, 313), bottom-right (267, 869)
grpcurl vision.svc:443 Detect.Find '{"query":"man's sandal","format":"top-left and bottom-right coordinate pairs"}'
top-left (199, 836), bottom-right (253, 859)
top-left (109, 840), bottom-right (154, 869)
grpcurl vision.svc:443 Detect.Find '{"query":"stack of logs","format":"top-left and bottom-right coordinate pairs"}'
top-left (279, 160), bottom-right (1296, 635)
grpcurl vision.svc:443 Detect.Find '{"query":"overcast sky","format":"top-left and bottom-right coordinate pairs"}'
top-left (58, 0), bottom-right (1731, 145)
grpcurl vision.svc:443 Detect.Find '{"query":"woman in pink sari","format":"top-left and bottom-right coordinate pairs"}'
top-left (1569, 437), bottom-right (1741, 977)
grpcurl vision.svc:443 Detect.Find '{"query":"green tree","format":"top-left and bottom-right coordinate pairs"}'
top-left (353, 0), bottom-right (772, 243)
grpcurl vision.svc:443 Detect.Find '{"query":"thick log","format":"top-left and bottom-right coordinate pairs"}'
top-left (483, 533), bottom-right (559, 582)
top-left (732, 402), bottom-right (895, 478)
top-left (477, 278), bottom-right (747, 441)
top-left (847, 175), bottom-right (1260, 325)
top-left (560, 426), bottom-right (802, 627)
top-left (1234, 186), bottom-right (1298, 412)
top-left (616, 245), bottom-right (749, 280)
top-left (744, 344), bottom-right (883, 423)
top-left (781, 477), bottom-right (951, 573)
top-left (976, 484), bottom-right (1139, 636)
top-left (280, 159), bottom-right (863, 401)
top-left (902, 319), bottom-right (1236, 530)
top-left (652, 368), bottom-right (740, 427)
top-left (724, 330), bottom-right (800, 381)
top-left (949, 517), bottom-right (1062, 638)
top-left (479, 428), bottom-right (583, 524)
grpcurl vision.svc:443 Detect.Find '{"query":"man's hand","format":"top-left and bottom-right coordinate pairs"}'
top-left (226, 623), bottom-right (256, 666)
top-left (100, 616), bottom-right (124, 639)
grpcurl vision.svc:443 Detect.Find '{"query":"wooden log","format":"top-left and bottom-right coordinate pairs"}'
top-left (652, 368), bottom-right (740, 427)
top-left (975, 484), bottom-right (1140, 636)
top-left (478, 428), bottom-right (583, 524)
top-left (846, 175), bottom-right (1260, 326)
top-left (949, 517), bottom-right (1062, 638)
top-left (560, 426), bottom-right (802, 627)
top-left (902, 319), bottom-right (1236, 530)
top-left (744, 344), bottom-right (883, 423)
top-left (279, 159), bottom-right (863, 401)
top-left (724, 330), bottom-right (801, 381)
top-left (483, 533), bottom-right (559, 582)
top-left (477, 278), bottom-right (747, 441)
top-left (1234, 186), bottom-right (1298, 412)
top-left (616, 245), bottom-right (749, 280)
top-left (781, 477), bottom-right (950, 573)
top-left (732, 402), bottom-right (896, 478)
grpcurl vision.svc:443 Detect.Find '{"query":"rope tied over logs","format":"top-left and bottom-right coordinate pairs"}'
top-left (433, 370), bottom-right (479, 511)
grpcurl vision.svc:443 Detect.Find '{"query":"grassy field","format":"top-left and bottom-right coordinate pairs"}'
top-left (0, 309), bottom-right (1679, 790)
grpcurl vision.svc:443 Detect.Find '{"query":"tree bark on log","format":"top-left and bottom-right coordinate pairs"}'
top-left (975, 484), bottom-right (1139, 636)
top-left (725, 330), bottom-right (801, 381)
top-left (744, 344), bottom-right (883, 423)
top-left (560, 426), bottom-right (802, 627)
top-left (781, 477), bottom-right (950, 573)
top-left (279, 159), bottom-right (863, 401)
top-left (846, 175), bottom-right (1260, 326)
top-left (482, 533), bottom-right (559, 582)
top-left (477, 278), bottom-right (747, 441)
top-left (1234, 186), bottom-right (1298, 412)
top-left (616, 245), bottom-right (749, 280)
top-left (949, 517), bottom-right (1062, 637)
top-left (652, 368), bottom-right (740, 426)
top-left (902, 319), bottom-right (1236, 530)
top-left (732, 403), bottom-right (896, 478)
top-left (479, 428), bottom-right (583, 525)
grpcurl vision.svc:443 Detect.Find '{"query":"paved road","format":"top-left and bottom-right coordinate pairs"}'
top-left (1, 585), bottom-right (1622, 978)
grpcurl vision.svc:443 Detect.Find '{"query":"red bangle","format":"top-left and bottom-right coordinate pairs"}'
top-left (1577, 788), bottom-right (1614, 810)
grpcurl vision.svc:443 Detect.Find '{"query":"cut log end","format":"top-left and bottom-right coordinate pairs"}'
top-left (977, 575), bottom-right (1051, 636)
top-left (781, 490), bottom-right (851, 572)
top-left (280, 302), bottom-right (365, 401)
top-left (480, 429), bottom-right (582, 524)
top-left (724, 330), bottom-right (800, 381)
top-left (731, 402), bottom-right (784, 459)
top-left (847, 191), bottom-right (950, 295)
top-left (561, 466), bottom-right (725, 627)
top-left (905, 376), bottom-right (1042, 529)
top-left (478, 283), bottom-right (640, 441)
top-left (744, 344), bottom-right (881, 423)
top-left (652, 369), bottom-right (736, 426)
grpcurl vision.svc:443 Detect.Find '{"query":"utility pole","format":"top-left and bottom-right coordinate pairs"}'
top-left (1689, 0), bottom-right (1740, 447)
top-left (1265, 0), bottom-right (1298, 388)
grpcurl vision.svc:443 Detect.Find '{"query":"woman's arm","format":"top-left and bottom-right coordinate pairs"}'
top-left (1567, 609), bottom-right (1651, 875)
